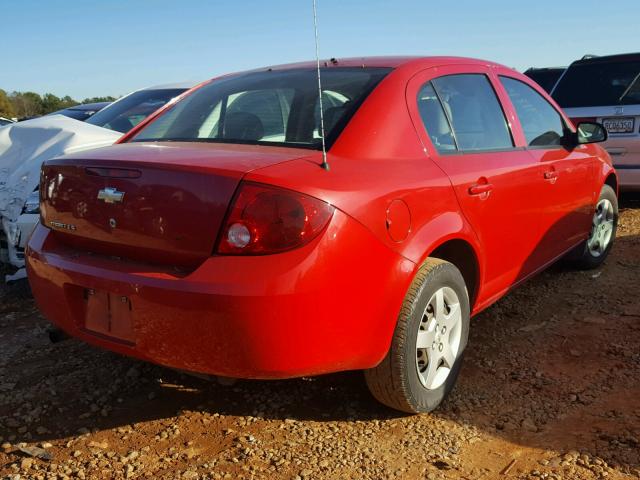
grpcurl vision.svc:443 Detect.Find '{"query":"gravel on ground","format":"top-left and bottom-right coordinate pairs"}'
top-left (1, 195), bottom-right (639, 480)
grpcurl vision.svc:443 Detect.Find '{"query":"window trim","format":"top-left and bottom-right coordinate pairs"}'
top-left (436, 146), bottom-right (527, 156)
top-left (419, 73), bottom-right (517, 156)
top-left (498, 75), bottom-right (572, 151)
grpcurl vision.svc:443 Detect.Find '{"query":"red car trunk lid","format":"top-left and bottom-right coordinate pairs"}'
top-left (40, 142), bottom-right (311, 268)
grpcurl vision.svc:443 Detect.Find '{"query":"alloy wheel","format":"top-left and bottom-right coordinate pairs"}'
top-left (587, 198), bottom-right (615, 257)
top-left (415, 286), bottom-right (462, 390)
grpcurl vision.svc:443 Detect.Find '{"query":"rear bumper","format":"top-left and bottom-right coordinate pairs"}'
top-left (26, 210), bottom-right (414, 379)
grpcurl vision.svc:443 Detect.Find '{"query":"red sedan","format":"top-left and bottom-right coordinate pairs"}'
top-left (27, 57), bottom-right (617, 413)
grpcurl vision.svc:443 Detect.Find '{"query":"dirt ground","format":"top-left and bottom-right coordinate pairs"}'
top-left (1, 195), bottom-right (639, 480)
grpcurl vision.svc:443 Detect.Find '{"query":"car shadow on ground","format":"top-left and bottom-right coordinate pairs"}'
top-left (620, 190), bottom-right (640, 208)
top-left (436, 204), bottom-right (640, 474)
top-left (0, 207), bottom-right (638, 475)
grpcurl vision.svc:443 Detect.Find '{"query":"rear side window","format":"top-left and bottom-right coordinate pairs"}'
top-left (430, 74), bottom-right (513, 152)
top-left (416, 83), bottom-right (456, 153)
top-left (552, 59), bottom-right (640, 107)
top-left (500, 76), bottom-right (565, 147)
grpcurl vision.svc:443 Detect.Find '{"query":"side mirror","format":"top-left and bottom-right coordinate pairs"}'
top-left (576, 121), bottom-right (608, 145)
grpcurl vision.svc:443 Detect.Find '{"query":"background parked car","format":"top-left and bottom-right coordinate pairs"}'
top-left (0, 82), bottom-right (194, 281)
top-left (83, 83), bottom-right (193, 133)
top-left (523, 67), bottom-right (566, 93)
top-left (47, 101), bottom-right (111, 121)
top-left (0, 117), bottom-right (15, 127)
top-left (552, 52), bottom-right (640, 191)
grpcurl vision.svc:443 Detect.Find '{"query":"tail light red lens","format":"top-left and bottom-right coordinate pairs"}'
top-left (216, 182), bottom-right (334, 255)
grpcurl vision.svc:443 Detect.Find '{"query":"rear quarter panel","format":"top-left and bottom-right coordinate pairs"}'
top-left (246, 65), bottom-right (482, 301)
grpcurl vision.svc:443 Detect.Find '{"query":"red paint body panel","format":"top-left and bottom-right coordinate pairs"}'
top-left (40, 143), bottom-right (314, 267)
top-left (27, 211), bottom-right (413, 378)
top-left (27, 56), bottom-right (617, 378)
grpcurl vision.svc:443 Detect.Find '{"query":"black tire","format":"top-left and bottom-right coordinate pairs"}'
top-left (569, 184), bottom-right (618, 270)
top-left (365, 258), bottom-right (470, 413)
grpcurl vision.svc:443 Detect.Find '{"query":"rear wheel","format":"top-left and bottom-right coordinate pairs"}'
top-left (365, 258), bottom-right (470, 413)
top-left (570, 184), bottom-right (618, 270)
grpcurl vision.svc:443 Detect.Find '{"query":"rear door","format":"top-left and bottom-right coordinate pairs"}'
top-left (407, 65), bottom-right (545, 303)
top-left (498, 75), bottom-right (595, 260)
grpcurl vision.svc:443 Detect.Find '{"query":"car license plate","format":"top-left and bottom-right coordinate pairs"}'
top-left (84, 289), bottom-right (135, 343)
top-left (602, 117), bottom-right (635, 134)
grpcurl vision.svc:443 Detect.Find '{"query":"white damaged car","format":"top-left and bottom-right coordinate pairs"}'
top-left (0, 83), bottom-right (193, 281)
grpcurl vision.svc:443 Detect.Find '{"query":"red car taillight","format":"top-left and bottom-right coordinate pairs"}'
top-left (216, 182), bottom-right (334, 255)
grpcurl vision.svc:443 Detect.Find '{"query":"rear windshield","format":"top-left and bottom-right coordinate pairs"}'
top-left (523, 69), bottom-right (564, 93)
top-left (86, 88), bottom-right (186, 133)
top-left (552, 60), bottom-right (640, 107)
top-left (131, 67), bottom-right (391, 149)
top-left (55, 109), bottom-right (94, 121)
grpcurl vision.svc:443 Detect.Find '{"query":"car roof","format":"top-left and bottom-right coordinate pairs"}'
top-left (68, 102), bottom-right (111, 111)
top-left (524, 67), bottom-right (566, 72)
top-left (245, 56), bottom-right (512, 73)
top-left (570, 52), bottom-right (640, 66)
top-left (142, 82), bottom-right (197, 90)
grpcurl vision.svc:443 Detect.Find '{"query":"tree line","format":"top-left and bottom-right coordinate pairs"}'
top-left (0, 89), bottom-right (117, 120)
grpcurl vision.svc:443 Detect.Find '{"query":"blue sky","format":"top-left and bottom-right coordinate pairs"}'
top-left (2, 0), bottom-right (639, 99)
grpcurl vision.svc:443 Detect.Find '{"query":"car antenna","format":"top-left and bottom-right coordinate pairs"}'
top-left (313, 0), bottom-right (329, 171)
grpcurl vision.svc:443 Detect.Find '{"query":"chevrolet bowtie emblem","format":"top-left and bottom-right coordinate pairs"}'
top-left (97, 187), bottom-right (125, 204)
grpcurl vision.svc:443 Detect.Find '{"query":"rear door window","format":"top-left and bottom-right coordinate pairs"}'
top-left (500, 76), bottom-right (566, 147)
top-left (430, 74), bottom-right (513, 152)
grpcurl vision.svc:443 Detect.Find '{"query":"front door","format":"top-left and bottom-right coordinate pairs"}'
top-left (498, 75), bottom-right (595, 260)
